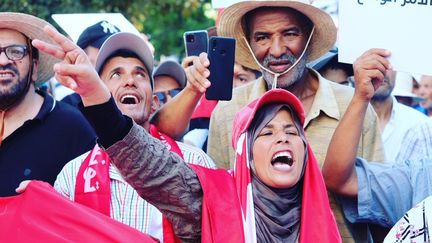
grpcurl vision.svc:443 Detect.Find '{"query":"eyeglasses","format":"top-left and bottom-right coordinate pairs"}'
top-left (155, 88), bottom-right (182, 104)
top-left (0, 45), bottom-right (28, 61)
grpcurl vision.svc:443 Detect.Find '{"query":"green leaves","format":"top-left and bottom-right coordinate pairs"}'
top-left (2, 0), bottom-right (216, 60)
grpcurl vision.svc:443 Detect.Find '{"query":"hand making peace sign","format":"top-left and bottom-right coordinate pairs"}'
top-left (32, 25), bottom-right (111, 106)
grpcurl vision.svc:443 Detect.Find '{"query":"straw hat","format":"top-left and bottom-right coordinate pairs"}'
top-left (0, 12), bottom-right (60, 85)
top-left (218, 0), bottom-right (337, 71)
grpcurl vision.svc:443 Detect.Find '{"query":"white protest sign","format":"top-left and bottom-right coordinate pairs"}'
top-left (338, 0), bottom-right (432, 75)
top-left (211, 0), bottom-right (243, 8)
top-left (52, 13), bottom-right (140, 43)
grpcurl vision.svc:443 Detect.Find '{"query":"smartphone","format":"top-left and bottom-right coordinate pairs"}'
top-left (183, 30), bottom-right (208, 57)
top-left (206, 36), bottom-right (236, 101)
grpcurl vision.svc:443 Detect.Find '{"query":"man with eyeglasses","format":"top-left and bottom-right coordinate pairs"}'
top-left (0, 13), bottom-right (96, 196)
top-left (153, 60), bottom-right (186, 106)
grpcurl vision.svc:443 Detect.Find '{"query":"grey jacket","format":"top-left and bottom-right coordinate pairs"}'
top-left (107, 123), bottom-right (203, 242)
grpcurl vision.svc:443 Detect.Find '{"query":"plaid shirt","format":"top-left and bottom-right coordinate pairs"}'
top-left (396, 120), bottom-right (432, 163)
top-left (382, 97), bottom-right (432, 162)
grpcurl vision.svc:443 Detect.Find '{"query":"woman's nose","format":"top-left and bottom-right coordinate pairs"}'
top-left (276, 132), bottom-right (289, 144)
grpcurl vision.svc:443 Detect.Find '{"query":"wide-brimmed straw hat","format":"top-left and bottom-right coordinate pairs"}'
top-left (218, 0), bottom-right (337, 71)
top-left (0, 12), bottom-right (60, 85)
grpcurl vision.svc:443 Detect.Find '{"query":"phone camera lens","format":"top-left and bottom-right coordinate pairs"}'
top-left (186, 34), bottom-right (195, 43)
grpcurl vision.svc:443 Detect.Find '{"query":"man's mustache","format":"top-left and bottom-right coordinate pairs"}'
top-left (263, 53), bottom-right (297, 67)
top-left (0, 64), bottom-right (19, 76)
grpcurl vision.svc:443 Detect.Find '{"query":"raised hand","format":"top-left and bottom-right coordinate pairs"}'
top-left (15, 180), bottom-right (31, 193)
top-left (32, 25), bottom-right (111, 106)
top-left (353, 48), bottom-right (392, 102)
top-left (182, 52), bottom-right (211, 93)
top-left (323, 49), bottom-right (391, 197)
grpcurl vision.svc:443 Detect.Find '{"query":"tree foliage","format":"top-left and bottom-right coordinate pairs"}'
top-left (1, 0), bottom-right (216, 60)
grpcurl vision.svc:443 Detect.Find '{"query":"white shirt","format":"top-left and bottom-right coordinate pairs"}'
top-left (54, 141), bottom-right (215, 242)
top-left (382, 96), bottom-right (432, 162)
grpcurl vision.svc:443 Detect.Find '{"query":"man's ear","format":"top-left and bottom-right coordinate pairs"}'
top-left (151, 94), bottom-right (161, 115)
top-left (31, 59), bottom-right (39, 82)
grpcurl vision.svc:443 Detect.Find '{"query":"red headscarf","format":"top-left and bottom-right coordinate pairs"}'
top-left (192, 89), bottom-right (340, 242)
top-left (231, 89), bottom-right (340, 242)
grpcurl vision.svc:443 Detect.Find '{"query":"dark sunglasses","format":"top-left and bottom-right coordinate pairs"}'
top-left (0, 45), bottom-right (28, 61)
top-left (155, 88), bottom-right (182, 104)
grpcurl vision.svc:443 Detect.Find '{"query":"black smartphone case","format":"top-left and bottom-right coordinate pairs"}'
top-left (206, 36), bottom-right (236, 101)
top-left (184, 30), bottom-right (208, 57)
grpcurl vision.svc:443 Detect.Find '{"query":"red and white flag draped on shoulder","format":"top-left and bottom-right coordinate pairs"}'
top-left (74, 125), bottom-right (183, 243)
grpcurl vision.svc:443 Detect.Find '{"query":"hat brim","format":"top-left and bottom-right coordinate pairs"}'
top-left (392, 90), bottom-right (424, 101)
top-left (0, 12), bottom-right (60, 85)
top-left (95, 32), bottom-right (154, 86)
top-left (218, 0), bottom-right (337, 71)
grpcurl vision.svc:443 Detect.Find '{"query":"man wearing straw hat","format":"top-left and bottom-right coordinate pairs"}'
top-left (150, 0), bottom-right (386, 241)
top-left (0, 13), bottom-right (96, 196)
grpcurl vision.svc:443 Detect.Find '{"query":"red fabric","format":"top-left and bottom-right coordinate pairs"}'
top-left (75, 127), bottom-right (183, 243)
top-left (162, 215), bottom-right (181, 243)
top-left (150, 125), bottom-right (183, 243)
top-left (234, 132), bottom-right (251, 217)
top-left (171, 90), bottom-right (339, 242)
top-left (231, 89), bottom-right (340, 242)
top-left (190, 165), bottom-right (245, 243)
top-left (300, 147), bottom-right (341, 242)
top-left (75, 144), bottom-right (111, 216)
top-left (0, 181), bottom-right (155, 242)
top-left (149, 124), bottom-right (184, 159)
top-left (191, 95), bottom-right (219, 119)
top-left (149, 125), bottom-right (183, 243)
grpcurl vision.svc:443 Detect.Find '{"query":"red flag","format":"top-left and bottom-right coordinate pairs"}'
top-left (75, 144), bottom-right (111, 216)
top-left (0, 181), bottom-right (156, 242)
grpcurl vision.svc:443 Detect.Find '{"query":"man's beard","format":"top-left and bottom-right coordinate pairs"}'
top-left (371, 89), bottom-right (392, 102)
top-left (261, 52), bottom-right (308, 89)
top-left (0, 64), bottom-right (30, 110)
top-left (372, 80), bottom-right (393, 102)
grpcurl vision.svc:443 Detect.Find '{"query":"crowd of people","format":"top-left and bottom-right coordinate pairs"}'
top-left (1, 0), bottom-right (432, 242)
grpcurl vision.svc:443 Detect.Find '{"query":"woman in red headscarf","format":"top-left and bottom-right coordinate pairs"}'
top-left (100, 88), bottom-right (340, 243)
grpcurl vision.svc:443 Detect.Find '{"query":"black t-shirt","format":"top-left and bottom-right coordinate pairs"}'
top-left (0, 91), bottom-right (96, 196)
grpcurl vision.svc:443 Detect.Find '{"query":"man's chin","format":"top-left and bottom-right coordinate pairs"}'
top-left (270, 75), bottom-right (297, 89)
top-left (0, 78), bottom-right (15, 85)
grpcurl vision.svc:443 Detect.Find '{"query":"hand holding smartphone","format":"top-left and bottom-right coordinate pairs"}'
top-left (183, 30), bottom-right (208, 57)
top-left (206, 37), bottom-right (236, 101)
